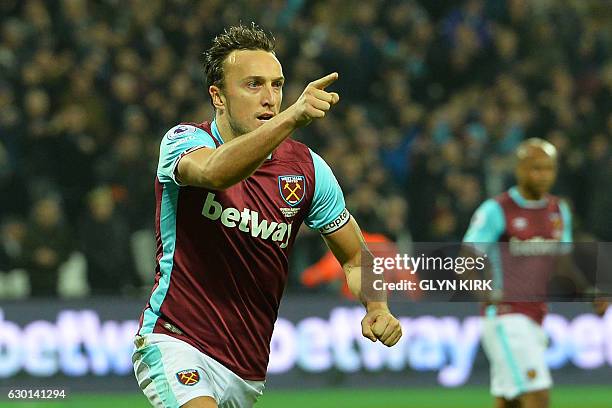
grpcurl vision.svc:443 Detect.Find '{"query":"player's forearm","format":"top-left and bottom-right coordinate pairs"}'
top-left (344, 262), bottom-right (389, 311)
top-left (201, 109), bottom-right (298, 189)
top-left (344, 263), bottom-right (364, 303)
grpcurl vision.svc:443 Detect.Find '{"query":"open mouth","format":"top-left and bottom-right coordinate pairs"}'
top-left (257, 113), bottom-right (274, 121)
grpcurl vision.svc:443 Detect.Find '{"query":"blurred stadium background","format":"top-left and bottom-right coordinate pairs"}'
top-left (1, 0), bottom-right (611, 407)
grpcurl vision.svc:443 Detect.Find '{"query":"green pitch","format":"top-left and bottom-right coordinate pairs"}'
top-left (5, 387), bottom-right (611, 407)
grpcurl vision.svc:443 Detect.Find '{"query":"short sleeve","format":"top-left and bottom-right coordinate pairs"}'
top-left (463, 199), bottom-right (506, 243)
top-left (305, 149), bottom-right (349, 234)
top-left (157, 125), bottom-right (216, 185)
top-left (463, 199), bottom-right (506, 289)
top-left (559, 200), bottom-right (573, 243)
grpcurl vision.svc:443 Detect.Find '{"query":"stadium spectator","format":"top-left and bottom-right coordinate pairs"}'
top-left (1, 0), bottom-right (611, 296)
top-left (78, 186), bottom-right (139, 295)
top-left (21, 196), bottom-right (72, 297)
top-left (0, 217), bottom-right (26, 273)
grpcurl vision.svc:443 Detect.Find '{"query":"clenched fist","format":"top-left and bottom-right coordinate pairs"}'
top-left (361, 307), bottom-right (402, 347)
top-left (289, 72), bottom-right (340, 127)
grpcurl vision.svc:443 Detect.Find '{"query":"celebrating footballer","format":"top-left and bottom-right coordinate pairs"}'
top-left (132, 23), bottom-right (402, 408)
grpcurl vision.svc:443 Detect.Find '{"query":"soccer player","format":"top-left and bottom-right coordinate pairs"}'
top-left (132, 24), bottom-right (402, 408)
top-left (463, 138), bottom-right (569, 408)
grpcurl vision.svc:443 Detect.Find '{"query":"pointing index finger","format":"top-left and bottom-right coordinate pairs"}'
top-left (310, 72), bottom-right (338, 90)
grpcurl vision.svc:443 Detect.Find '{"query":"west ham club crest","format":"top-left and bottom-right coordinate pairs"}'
top-left (176, 369), bottom-right (200, 386)
top-left (278, 175), bottom-right (306, 207)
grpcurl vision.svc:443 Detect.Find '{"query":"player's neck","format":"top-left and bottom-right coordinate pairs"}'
top-left (517, 185), bottom-right (544, 201)
top-left (214, 116), bottom-right (238, 144)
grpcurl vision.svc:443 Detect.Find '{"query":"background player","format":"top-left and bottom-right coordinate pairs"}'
top-left (463, 138), bottom-right (569, 408)
top-left (132, 24), bottom-right (402, 408)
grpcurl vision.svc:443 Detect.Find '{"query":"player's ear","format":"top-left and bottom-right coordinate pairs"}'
top-left (209, 85), bottom-right (225, 110)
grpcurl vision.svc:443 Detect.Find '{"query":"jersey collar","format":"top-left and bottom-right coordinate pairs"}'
top-left (509, 186), bottom-right (549, 209)
top-left (210, 120), bottom-right (225, 145)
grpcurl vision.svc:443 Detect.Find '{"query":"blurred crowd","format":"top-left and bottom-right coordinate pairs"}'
top-left (1, 0), bottom-right (611, 297)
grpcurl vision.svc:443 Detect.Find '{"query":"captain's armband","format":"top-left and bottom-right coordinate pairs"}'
top-left (319, 208), bottom-right (351, 235)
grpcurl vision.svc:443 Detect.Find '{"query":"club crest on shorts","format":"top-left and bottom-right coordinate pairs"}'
top-left (278, 175), bottom-right (305, 207)
top-left (526, 368), bottom-right (537, 381)
top-left (176, 369), bottom-right (200, 386)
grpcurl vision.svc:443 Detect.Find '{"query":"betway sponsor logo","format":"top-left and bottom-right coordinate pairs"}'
top-left (509, 236), bottom-right (568, 256)
top-left (1, 306), bottom-right (611, 385)
top-left (202, 193), bottom-right (292, 248)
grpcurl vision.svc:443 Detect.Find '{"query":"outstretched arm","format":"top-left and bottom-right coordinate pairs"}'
top-left (323, 217), bottom-right (402, 347)
top-left (177, 73), bottom-right (340, 189)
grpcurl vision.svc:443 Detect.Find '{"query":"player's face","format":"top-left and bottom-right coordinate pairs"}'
top-left (516, 149), bottom-right (557, 197)
top-left (218, 50), bottom-right (284, 136)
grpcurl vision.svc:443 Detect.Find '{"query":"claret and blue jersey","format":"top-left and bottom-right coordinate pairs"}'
top-left (463, 187), bottom-right (572, 244)
top-left (463, 187), bottom-right (573, 324)
top-left (137, 121), bottom-right (350, 380)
